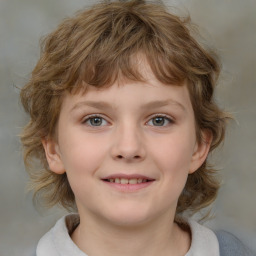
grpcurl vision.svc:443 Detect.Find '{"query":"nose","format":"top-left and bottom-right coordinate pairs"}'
top-left (110, 122), bottom-right (146, 162)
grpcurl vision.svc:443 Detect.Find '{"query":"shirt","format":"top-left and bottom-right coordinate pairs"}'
top-left (36, 214), bottom-right (220, 256)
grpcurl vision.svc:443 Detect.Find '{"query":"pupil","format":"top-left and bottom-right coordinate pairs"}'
top-left (90, 117), bottom-right (102, 126)
top-left (153, 117), bottom-right (164, 126)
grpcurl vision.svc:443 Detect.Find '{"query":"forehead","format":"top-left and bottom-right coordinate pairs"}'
top-left (70, 52), bottom-right (185, 95)
top-left (62, 84), bottom-right (192, 120)
top-left (61, 56), bottom-right (193, 114)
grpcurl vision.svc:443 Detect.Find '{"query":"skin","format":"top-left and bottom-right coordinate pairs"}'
top-left (43, 61), bottom-right (211, 256)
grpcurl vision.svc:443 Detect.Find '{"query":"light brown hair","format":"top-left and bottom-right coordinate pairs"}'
top-left (20, 0), bottom-right (230, 218)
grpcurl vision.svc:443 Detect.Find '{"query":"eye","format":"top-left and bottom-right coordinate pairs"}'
top-left (83, 115), bottom-right (108, 127)
top-left (147, 115), bottom-right (173, 127)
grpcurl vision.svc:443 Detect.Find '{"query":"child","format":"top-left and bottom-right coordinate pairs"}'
top-left (20, 1), bottom-right (255, 255)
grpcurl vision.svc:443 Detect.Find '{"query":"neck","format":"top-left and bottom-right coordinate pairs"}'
top-left (71, 212), bottom-right (191, 256)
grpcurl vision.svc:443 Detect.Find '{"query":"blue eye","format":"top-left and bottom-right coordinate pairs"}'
top-left (83, 116), bottom-right (108, 126)
top-left (147, 116), bottom-right (173, 126)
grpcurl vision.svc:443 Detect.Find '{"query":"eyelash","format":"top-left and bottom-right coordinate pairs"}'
top-left (146, 114), bottom-right (174, 127)
top-left (82, 114), bottom-right (109, 127)
top-left (81, 114), bottom-right (174, 127)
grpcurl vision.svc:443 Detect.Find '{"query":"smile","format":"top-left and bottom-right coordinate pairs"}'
top-left (104, 178), bottom-right (151, 184)
top-left (101, 174), bottom-right (155, 192)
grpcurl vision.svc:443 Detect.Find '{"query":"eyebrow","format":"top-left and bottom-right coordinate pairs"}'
top-left (141, 99), bottom-right (186, 111)
top-left (70, 99), bottom-right (186, 113)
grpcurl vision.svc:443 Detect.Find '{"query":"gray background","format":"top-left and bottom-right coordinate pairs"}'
top-left (0, 0), bottom-right (255, 255)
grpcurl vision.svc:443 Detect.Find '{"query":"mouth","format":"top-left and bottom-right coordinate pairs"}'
top-left (101, 174), bottom-right (155, 192)
top-left (103, 177), bottom-right (153, 184)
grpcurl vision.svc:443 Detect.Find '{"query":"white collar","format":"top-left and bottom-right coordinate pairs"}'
top-left (37, 214), bottom-right (219, 256)
top-left (185, 219), bottom-right (220, 256)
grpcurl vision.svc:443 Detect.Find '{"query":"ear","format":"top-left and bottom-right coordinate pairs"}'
top-left (42, 137), bottom-right (66, 174)
top-left (189, 130), bottom-right (212, 174)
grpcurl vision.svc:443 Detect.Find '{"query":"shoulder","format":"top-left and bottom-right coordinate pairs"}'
top-left (215, 230), bottom-right (256, 256)
top-left (186, 219), bottom-right (256, 256)
top-left (186, 219), bottom-right (220, 256)
top-left (36, 214), bottom-right (86, 256)
top-left (36, 224), bottom-right (57, 256)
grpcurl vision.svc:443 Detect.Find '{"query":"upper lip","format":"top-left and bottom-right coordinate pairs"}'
top-left (101, 173), bottom-right (155, 181)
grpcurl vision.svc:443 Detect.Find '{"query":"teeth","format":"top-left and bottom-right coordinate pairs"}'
top-left (121, 178), bottom-right (128, 184)
top-left (137, 178), bottom-right (143, 183)
top-left (129, 178), bottom-right (137, 184)
top-left (107, 178), bottom-right (150, 184)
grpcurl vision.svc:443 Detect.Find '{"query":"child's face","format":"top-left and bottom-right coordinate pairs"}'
top-left (44, 62), bottom-right (210, 226)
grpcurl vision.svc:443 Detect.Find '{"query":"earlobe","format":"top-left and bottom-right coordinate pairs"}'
top-left (189, 130), bottom-right (212, 174)
top-left (42, 138), bottom-right (66, 174)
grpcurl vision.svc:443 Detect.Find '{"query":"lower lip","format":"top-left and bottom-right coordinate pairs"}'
top-left (102, 180), bottom-right (154, 192)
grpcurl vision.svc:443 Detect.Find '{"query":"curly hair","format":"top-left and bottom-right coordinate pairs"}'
top-left (20, 0), bottom-right (230, 218)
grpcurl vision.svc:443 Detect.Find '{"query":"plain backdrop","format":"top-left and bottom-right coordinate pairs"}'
top-left (0, 0), bottom-right (255, 255)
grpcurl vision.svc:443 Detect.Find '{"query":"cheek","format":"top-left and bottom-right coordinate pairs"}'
top-left (147, 134), bottom-right (195, 209)
top-left (150, 132), bottom-right (195, 171)
top-left (59, 134), bottom-right (110, 200)
top-left (59, 132), bottom-right (109, 175)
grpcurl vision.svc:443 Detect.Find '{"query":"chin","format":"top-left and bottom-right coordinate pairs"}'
top-left (101, 205), bottom-right (155, 228)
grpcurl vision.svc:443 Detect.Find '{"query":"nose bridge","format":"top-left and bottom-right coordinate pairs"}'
top-left (111, 119), bottom-right (145, 161)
